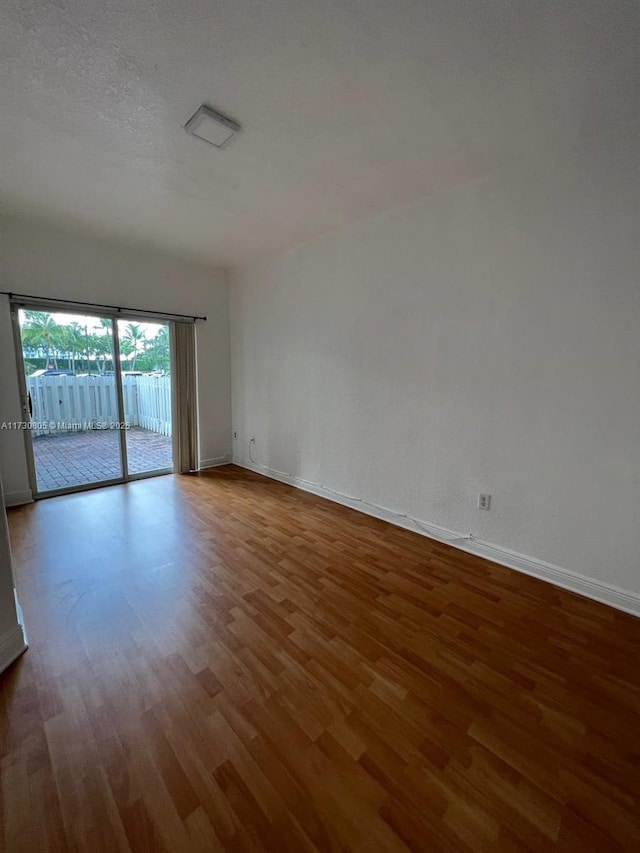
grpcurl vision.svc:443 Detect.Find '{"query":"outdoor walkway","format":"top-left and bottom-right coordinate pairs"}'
top-left (32, 427), bottom-right (173, 493)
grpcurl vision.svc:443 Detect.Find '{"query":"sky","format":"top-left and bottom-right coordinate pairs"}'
top-left (18, 310), bottom-right (166, 339)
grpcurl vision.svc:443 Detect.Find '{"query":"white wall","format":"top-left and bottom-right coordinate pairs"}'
top-left (0, 470), bottom-right (27, 673)
top-left (231, 128), bottom-right (640, 600)
top-left (0, 214), bottom-right (231, 502)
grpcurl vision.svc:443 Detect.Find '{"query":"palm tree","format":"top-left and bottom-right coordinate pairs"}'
top-left (80, 319), bottom-right (97, 373)
top-left (57, 327), bottom-right (72, 371)
top-left (92, 319), bottom-right (115, 375)
top-left (57, 322), bottom-right (84, 373)
top-left (123, 323), bottom-right (146, 370)
top-left (145, 325), bottom-right (170, 373)
top-left (66, 322), bottom-right (85, 373)
top-left (21, 311), bottom-right (60, 368)
top-left (118, 338), bottom-right (135, 366)
top-left (89, 333), bottom-right (110, 375)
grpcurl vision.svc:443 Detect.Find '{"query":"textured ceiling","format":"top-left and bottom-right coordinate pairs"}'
top-left (1, 1), bottom-right (639, 266)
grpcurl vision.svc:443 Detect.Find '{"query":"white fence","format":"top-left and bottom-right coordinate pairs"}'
top-left (26, 375), bottom-right (172, 437)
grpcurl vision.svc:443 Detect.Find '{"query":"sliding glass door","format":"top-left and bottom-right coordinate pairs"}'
top-left (13, 306), bottom-right (174, 497)
top-left (117, 319), bottom-right (173, 476)
top-left (16, 309), bottom-right (123, 494)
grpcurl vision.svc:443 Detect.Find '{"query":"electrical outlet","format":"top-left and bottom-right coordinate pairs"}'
top-left (478, 493), bottom-right (491, 510)
top-left (233, 431), bottom-right (237, 439)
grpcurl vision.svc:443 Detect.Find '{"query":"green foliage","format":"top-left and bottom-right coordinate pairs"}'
top-left (138, 325), bottom-right (170, 373)
top-left (19, 312), bottom-right (171, 376)
top-left (21, 310), bottom-right (61, 368)
top-left (122, 322), bottom-right (145, 370)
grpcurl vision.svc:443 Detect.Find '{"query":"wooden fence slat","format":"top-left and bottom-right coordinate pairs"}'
top-left (26, 375), bottom-right (172, 437)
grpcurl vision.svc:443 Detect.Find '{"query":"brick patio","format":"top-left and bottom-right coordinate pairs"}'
top-left (32, 427), bottom-right (173, 493)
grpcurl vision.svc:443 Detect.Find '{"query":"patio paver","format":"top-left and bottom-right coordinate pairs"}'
top-left (32, 427), bottom-right (173, 493)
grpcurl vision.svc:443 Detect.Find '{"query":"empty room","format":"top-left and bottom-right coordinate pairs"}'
top-left (1, 1), bottom-right (639, 851)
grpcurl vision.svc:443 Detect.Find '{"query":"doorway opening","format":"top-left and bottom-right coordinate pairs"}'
top-left (14, 307), bottom-right (174, 497)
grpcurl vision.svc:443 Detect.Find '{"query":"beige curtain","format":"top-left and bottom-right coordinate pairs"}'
top-left (172, 321), bottom-right (198, 473)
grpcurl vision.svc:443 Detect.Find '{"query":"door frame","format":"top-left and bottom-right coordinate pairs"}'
top-left (11, 301), bottom-right (175, 499)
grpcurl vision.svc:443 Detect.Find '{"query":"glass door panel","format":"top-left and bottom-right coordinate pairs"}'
top-left (116, 320), bottom-right (173, 476)
top-left (17, 309), bottom-right (124, 495)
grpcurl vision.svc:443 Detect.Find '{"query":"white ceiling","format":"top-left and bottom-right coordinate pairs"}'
top-left (1, 1), bottom-right (639, 266)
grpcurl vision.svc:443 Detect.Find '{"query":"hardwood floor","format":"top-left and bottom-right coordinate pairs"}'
top-left (2, 465), bottom-right (639, 851)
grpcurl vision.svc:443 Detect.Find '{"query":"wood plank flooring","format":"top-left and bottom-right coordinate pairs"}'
top-left (2, 465), bottom-right (639, 851)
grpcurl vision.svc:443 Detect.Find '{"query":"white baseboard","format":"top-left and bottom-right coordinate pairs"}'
top-left (233, 456), bottom-right (640, 618)
top-left (3, 489), bottom-right (33, 507)
top-left (199, 454), bottom-right (232, 470)
top-left (0, 623), bottom-right (28, 675)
